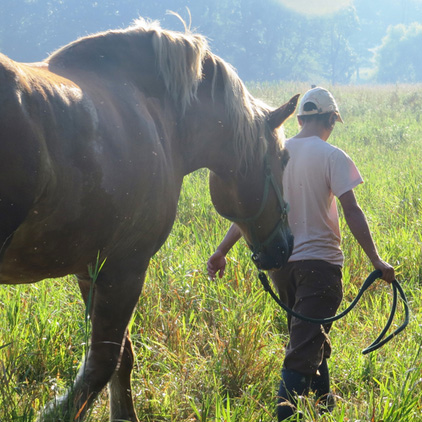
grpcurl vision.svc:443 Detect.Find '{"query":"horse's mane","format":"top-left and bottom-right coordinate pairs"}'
top-left (49, 18), bottom-right (279, 165)
top-left (131, 18), bottom-right (276, 164)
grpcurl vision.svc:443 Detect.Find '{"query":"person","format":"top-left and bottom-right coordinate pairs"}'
top-left (207, 87), bottom-right (395, 420)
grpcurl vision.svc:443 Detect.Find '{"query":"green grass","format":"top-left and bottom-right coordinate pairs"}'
top-left (1, 83), bottom-right (422, 421)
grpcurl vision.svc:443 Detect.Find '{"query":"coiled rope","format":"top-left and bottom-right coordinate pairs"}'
top-left (258, 269), bottom-right (409, 354)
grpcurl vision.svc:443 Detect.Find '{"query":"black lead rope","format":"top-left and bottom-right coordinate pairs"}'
top-left (258, 269), bottom-right (409, 354)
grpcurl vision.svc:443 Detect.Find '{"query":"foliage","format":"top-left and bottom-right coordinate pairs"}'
top-left (0, 83), bottom-right (421, 420)
top-left (374, 22), bottom-right (422, 83)
top-left (2, 0), bottom-right (422, 83)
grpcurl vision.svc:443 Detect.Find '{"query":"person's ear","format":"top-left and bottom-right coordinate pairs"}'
top-left (330, 112), bottom-right (337, 127)
top-left (297, 116), bottom-right (304, 127)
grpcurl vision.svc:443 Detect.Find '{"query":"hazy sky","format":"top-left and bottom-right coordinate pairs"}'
top-left (274, 0), bottom-right (354, 16)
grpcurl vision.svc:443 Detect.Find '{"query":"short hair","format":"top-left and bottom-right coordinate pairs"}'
top-left (299, 102), bottom-right (333, 128)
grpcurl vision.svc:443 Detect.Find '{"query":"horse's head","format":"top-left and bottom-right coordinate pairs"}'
top-left (210, 94), bottom-right (299, 271)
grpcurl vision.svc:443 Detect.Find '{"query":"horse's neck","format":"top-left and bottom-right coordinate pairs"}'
top-left (178, 99), bottom-right (237, 177)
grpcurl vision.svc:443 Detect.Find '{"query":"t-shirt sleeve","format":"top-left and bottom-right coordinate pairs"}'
top-left (328, 149), bottom-right (363, 198)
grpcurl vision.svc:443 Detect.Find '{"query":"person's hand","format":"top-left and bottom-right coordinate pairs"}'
top-left (373, 258), bottom-right (395, 283)
top-left (207, 250), bottom-right (227, 280)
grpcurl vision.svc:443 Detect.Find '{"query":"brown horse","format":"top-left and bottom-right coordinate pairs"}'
top-left (0, 18), bottom-right (297, 421)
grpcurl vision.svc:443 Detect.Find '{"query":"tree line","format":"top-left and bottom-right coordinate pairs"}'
top-left (1, 0), bottom-right (421, 84)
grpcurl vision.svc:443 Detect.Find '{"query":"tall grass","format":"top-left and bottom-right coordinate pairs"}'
top-left (1, 84), bottom-right (421, 421)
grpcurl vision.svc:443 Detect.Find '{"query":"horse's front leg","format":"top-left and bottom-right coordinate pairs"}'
top-left (38, 267), bottom-right (144, 422)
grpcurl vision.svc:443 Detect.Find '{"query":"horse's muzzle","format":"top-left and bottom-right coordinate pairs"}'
top-left (251, 230), bottom-right (293, 271)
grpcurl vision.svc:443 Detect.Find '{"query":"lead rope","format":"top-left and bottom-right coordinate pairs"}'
top-left (258, 269), bottom-right (409, 354)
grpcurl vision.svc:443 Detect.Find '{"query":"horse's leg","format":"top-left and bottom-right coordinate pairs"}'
top-left (108, 330), bottom-right (138, 420)
top-left (39, 266), bottom-right (144, 422)
top-left (77, 274), bottom-right (141, 422)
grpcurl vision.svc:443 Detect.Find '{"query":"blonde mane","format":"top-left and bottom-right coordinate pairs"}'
top-left (48, 17), bottom-right (281, 165)
top-left (131, 18), bottom-right (278, 165)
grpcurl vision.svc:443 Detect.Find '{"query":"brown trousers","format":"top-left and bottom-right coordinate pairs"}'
top-left (270, 260), bottom-right (343, 376)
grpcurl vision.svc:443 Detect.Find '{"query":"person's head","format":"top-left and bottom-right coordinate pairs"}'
top-left (297, 87), bottom-right (343, 131)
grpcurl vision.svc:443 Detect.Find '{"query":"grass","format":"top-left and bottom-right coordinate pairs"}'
top-left (1, 83), bottom-right (422, 421)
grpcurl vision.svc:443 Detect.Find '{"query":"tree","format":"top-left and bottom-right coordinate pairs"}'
top-left (3, 0), bottom-right (421, 83)
top-left (374, 22), bottom-right (422, 83)
top-left (326, 7), bottom-right (359, 84)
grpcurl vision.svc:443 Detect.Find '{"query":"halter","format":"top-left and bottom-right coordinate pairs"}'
top-left (218, 155), bottom-right (289, 258)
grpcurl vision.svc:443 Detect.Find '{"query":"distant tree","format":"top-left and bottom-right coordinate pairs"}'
top-left (352, 0), bottom-right (422, 80)
top-left (374, 22), bottom-right (422, 83)
top-left (3, 0), bottom-right (422, 83)
top-left (307, 7), bottom-right (358, 85)
top-left (0, 0), bottom-right (175, 61)
top-left (327, 8), bottom-right (358, 84)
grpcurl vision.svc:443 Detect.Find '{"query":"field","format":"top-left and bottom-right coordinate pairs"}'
top-left (1, 83), bottom-right (421, 421)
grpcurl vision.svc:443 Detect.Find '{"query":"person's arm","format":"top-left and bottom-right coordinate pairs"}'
top-left (207, 223), bottom-right (242, 280)
top-left (339, 190), bottom-right (395, 283)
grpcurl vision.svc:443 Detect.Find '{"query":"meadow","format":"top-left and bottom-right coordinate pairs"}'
top-left (0, 83), bottom-right (421, 421)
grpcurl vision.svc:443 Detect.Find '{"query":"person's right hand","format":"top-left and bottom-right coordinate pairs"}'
top-left (207, 250), bottom-right (227, 280)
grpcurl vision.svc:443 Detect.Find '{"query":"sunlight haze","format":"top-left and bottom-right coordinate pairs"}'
top-left (275, 0), bottom-right (353, 16)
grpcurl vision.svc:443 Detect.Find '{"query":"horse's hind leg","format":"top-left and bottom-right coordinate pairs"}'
top-left (78, 274), bottom-right (142, 421)
top-left (39, 266), bottom-right (144, 422)
top-left (108, 331), bottom-right (138, 420)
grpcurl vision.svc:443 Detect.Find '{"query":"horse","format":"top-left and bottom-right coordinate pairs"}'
top-left (0, 18), bottom-right (298, 421)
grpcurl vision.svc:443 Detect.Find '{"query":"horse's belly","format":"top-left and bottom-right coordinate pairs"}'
top-left (0, 233), bottom-right (85, 284)
top-left (0, 210), bottom-right (109, 284)
top-left (0, 194), bottom-right (179, 285)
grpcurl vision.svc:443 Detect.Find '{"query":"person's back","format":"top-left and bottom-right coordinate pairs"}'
top-left (283, 135), bottom-right (362, 265)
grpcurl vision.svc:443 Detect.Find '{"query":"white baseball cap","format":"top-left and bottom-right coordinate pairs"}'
top-left (298, 87), bottom-right (343, 123)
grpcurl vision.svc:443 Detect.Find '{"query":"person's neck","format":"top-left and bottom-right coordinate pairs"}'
top-left (294, 122), bottom-right (332, 141)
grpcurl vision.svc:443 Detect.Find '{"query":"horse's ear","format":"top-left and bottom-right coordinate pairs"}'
top-left (268, 94), bottom-right (300, 130)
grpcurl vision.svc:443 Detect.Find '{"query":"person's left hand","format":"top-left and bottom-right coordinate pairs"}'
top-left (207, 250), bottom-right (227, 280)
top-left (372, 258), bottom-right (395, 283)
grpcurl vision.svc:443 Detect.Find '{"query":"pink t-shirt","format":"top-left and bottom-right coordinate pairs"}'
top-left (283, 136), bottom-right (363, 266)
